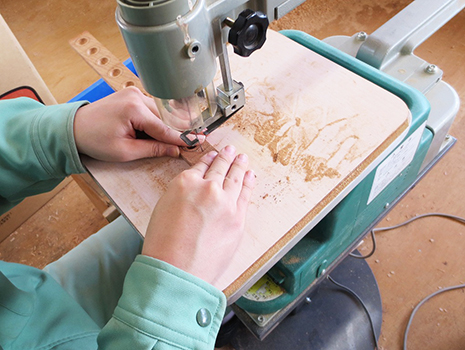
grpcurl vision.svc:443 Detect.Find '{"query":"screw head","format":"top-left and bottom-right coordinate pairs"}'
top-left (186, 40), bottom-right (201, 58)
top-left (425, 64), bottom-right (437, 74)
top-left (356, 31), bottom-right (368, 41)
top-left (257, 315), bottom-right (265, 323)
top-left (317, 260), bottom-right (328, 277)
top-left (384, 203), bottom-right (390, 209)
top-left (305, 297), bottom-right (312, 304)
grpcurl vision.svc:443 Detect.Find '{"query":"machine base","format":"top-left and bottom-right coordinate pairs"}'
top-left (229, 253), bottom-right (382, 350)
top-left (227, 135), bottom-right (456, 348)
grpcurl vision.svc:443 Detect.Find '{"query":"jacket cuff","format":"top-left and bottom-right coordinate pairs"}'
top-left (32, 100), bottom-right (88, 176)
top-left (111, 255), bottom-right (226, 349)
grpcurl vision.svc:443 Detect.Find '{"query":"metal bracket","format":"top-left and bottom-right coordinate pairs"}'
top-left (324, 0), bottom-right (465, 94)
top-left (357, 0), bottom-right (465, 70)
top-left (180, 80), bottom-right (245, 147)
top-left (323, 0), bottom-right (463, 171)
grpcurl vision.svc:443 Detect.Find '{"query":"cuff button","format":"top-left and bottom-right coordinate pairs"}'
top-left (196, 308), bottom-right (212, 327)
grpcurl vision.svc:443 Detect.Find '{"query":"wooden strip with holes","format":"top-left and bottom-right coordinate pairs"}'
top-left (69, 31), bottom-right (146, 94)
top-left (69, 31), bottom-right (216, 164)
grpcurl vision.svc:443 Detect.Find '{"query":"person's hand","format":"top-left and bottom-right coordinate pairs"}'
top-left (142, 145), bottom-right (256, 284)
top-left (73, 87), bottom-right (201, 162)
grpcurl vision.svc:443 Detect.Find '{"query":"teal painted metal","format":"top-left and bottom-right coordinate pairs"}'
top-left (236, 30), bottom-right (433, 315)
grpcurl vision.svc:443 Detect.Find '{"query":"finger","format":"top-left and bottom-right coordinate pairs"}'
top-left (236, 170), bottom-right (256, 218)
top-left (204, 145), bottom-right (237, 183)
top-left (136, 88), bottom-right (207, 146)
top-left (139, 115), bottom-right (187, 146)
top-left (140, 91), bottom-right (161, 118)
top-left (137, 107), bottom-right (207, 146)
top-left (122, 86), bottom-right (160, 118)
top-left (190, 151), bottom-right (218, 176)
top-left (119, 139), bottom-right (180, 161)
top-left (223, 153), bottom-right (249, 196)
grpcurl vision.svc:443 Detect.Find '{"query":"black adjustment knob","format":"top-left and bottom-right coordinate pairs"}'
top-left (228, 9), bottom-right (269, 57)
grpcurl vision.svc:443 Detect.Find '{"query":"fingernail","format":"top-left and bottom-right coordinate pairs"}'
top-left (186, 133), bottom-right (205, 142)
top-left (246, 170), bottom-right (256, 179)
top-left (168, 147), bottom-right (180, 158)
top-left (206, 151), bottom-right (218, 159)
top-left (186, 134), bottom-right (196, 141)
top-left (224, 145), bottom-right (236, 155)
top-left (237, 153), bottom-right (248, 162)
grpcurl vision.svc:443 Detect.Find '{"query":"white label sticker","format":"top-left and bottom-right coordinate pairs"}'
top-left (367, 122), bottom-right (426, 204)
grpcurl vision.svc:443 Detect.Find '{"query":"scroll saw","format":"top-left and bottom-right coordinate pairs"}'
top-left (70, 0), bottom-right (463, 348)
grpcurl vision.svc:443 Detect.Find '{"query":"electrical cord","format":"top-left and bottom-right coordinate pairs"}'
top-left (403, 282), bottom-right (465, 350)
top-left (327, 275), bottom-right (379, 350)
top-left (349, 229), bottom-right (377, 259)
top-left (346, 212), bottom-right (465, 349)
top-left (349, 213), bottom-right (465, 259)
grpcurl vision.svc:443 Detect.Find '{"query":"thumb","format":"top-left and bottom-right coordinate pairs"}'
top-left (122, 139), bottom-right (180, 160)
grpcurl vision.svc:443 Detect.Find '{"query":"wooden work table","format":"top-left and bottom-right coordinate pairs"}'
top-left (1, 1), bottom-right (464, 349)
top-left (69, 27), bottom-right (411, 299)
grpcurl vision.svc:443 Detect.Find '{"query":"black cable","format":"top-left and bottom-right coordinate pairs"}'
top-left (327, 275), bottom-right (379, 350)
top-left (349, 229), bottom-right (377, 259)
top-left (349, 213), bottom-right (465, 259)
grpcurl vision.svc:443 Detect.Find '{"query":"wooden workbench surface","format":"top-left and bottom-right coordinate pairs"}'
top-left (1, 0), bottom-right (464, 349)
top-left (81, 29), bottom-right (410, 296)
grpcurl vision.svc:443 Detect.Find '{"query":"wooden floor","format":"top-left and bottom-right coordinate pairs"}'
top-left (1, 1), bottom-right (464, 349)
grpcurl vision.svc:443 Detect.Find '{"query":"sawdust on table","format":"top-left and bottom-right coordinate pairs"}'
top-left (231, 89), bottom-right (366, 182)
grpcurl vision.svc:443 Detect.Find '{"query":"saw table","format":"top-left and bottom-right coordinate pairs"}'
top-left (70, 29), bottom-right (415, 304)
top-left (2, 0), bottom-right (462, 347)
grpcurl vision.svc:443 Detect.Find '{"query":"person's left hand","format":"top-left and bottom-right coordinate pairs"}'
top-left (142, 145), bottom-right (256, 284)
top-left (73, 87), bottom-right (201, 162)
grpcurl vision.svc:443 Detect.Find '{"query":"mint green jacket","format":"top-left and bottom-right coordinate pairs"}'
top-left (0, 97), bottom-right (226, 349)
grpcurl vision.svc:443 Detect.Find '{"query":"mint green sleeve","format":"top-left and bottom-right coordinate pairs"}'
top-left (0, 97), bottom-right (86, 213)
top-left (98, 255), bottom-right (227, 350)
top-left (0, 97), bottom-right (227, 349)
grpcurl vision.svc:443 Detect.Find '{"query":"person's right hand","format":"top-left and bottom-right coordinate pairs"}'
top-left (142, 145), bottom-right (256, 285)
top-left (73, 87), bottom-right (199, 162)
